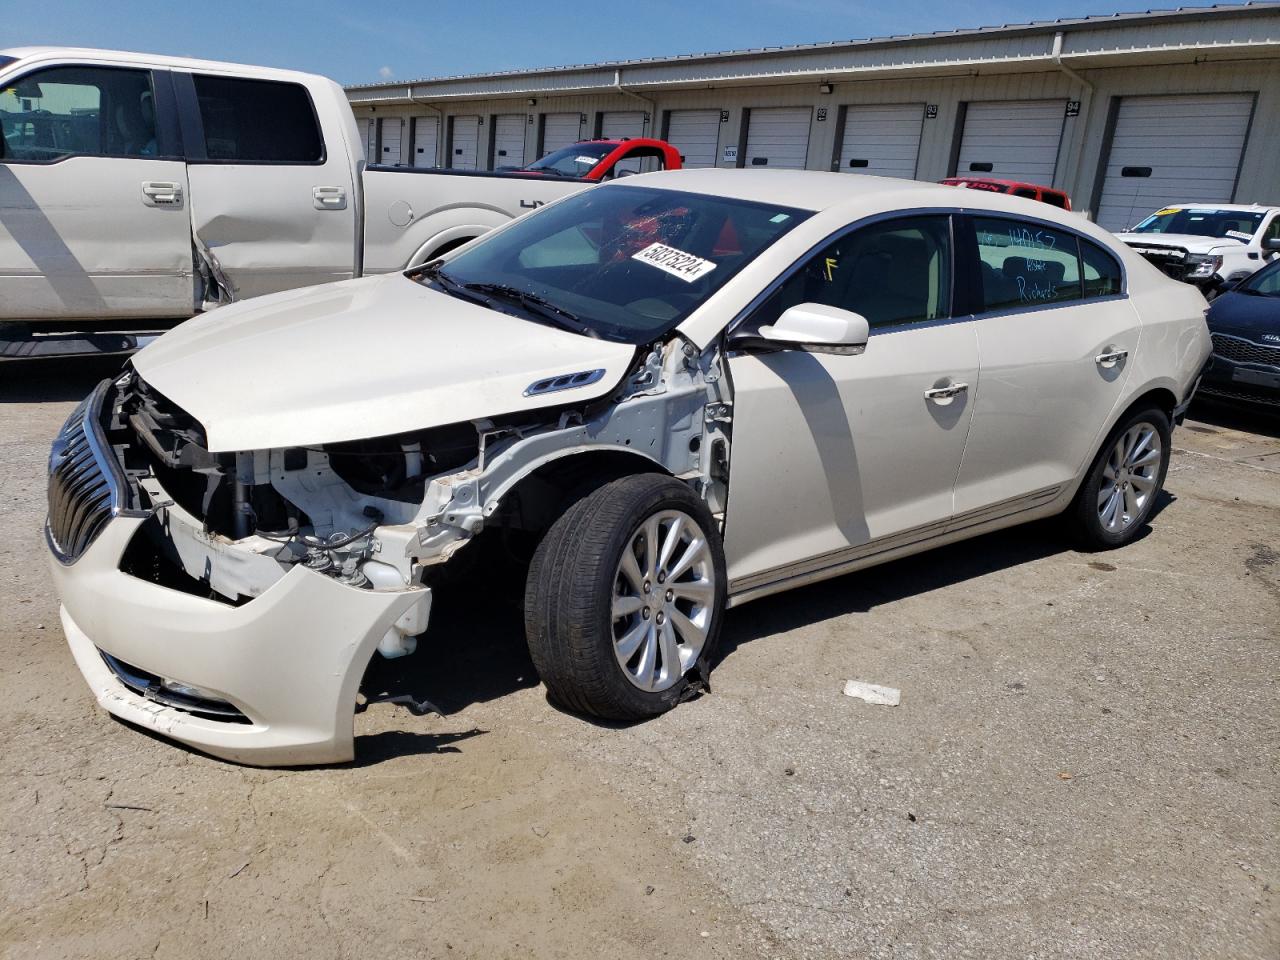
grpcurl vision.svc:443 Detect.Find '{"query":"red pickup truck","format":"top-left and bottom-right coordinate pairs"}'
top-left (510, 138), bottom-right (684, 181)
top-left (941, 177), bottom-right (1073, 211)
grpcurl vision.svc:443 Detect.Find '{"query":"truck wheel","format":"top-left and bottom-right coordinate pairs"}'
top-left (1068, 406), bottom-right (1171, 550)
top-left (523, 474), bottom-right (726, 720)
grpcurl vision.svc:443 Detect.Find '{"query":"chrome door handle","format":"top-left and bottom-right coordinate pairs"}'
top-left (923, 382), bottom-right (969, 402)
top-left (313, 186), bottom-right (347, 210)
top-left (141, 181), bottom-right (183, 206)
top-left (1095, 348), bottom-right (1129, 368)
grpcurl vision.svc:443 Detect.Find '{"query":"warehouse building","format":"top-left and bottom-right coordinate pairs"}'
top-left (346, 3), bottom-right (1280, 229)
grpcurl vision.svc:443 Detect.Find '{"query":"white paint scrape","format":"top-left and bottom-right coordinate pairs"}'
top-left (842, 680), bottom-right (901, 706)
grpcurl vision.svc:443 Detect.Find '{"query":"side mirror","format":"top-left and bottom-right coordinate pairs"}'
top-left (736, 303), bottom-right (870, 356)
top-left (1263, 237), bottom-right (1280, 253)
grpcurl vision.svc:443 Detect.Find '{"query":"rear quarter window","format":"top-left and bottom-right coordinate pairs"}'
top-left (1081, 240), bottom-right (1123, 298)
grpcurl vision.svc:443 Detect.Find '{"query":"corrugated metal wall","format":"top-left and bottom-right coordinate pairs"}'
top-left (350, 58), bottom-right (1279, 217)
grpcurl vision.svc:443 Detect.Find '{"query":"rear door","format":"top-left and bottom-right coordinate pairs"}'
top-left (179, 71), bottom-right (357, 301)
top-left (952, 214), bottom-right (1136, 515)
top-left (1094, 94), bottom-right (1255, 231)
top-left (954, 100), bottom-right (1065, 184)
top-left (742, 107), bottom-right (811, 170)
top-left (0, 61), bottom-right (193, 320)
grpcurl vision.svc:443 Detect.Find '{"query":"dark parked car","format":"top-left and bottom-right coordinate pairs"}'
top-left (1201, 258), bottom-right (1280, 408)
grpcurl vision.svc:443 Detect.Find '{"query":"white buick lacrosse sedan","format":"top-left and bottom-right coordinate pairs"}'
top-left (47, 170), bottom-right (1210, 765)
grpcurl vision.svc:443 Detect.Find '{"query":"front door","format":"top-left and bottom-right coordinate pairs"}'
top-left (723, 215), bottom-right (979, 591)
top-left (179, 72), bottom-right (357, 302)
top-left (952, 215), bottom-right (1138, 515)
top-left (0, 63), bottom-right (193, 320)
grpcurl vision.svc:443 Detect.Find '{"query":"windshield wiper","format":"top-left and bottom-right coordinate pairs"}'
top-left (461, 282), bottom-right (597, 337)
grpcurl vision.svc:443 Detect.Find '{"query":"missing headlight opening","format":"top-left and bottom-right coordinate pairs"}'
top-left (106, 336), bottom-right (731, 666)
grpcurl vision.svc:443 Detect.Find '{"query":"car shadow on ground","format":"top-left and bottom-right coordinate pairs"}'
top-left (1187, 397), bottom-right (1280, 439)
top-left (0, 356), bottom-right (129, 403)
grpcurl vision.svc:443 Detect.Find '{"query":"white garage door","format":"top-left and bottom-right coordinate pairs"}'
top-left (665, 109), bottom-right (720, 168)
top-left (838, 103), bottom-right (924, 180)
top-left (601, 110), bottom-right (646, 140)
top-left (541, 113), bottom-right (582, 156)
top-left (378, 117), bottom-right (404, 166)
top-left (1094, 93), bottom-right (1255, 232)
top-left (744, 107), bottom-right (811, 169)
top-left (492, 114), bottom-right (526, 168)
top-left (600, 111), bottom-right (647, 172)
top-left (955, 100), bottom-right (1065, 184)
top-left (450, 116), bottom-right (480, 170)
top-left (411, 116), bottom-right (439, 168)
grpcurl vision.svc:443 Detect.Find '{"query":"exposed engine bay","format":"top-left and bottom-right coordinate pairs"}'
top-left (106, 334), bottom-right (733, 658)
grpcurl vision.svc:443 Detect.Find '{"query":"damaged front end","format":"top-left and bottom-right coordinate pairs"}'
top-left (48, 333), bottom-right (733, 765)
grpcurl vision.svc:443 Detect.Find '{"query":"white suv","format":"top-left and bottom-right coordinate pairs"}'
top-left (1117, 204), bottom-right (1280, 296)
top-left (47, 171), bottom-right (1211, 766)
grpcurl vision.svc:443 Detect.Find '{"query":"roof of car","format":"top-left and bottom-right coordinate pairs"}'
top-left (613, 168), bottom-right (943, 213)
top-left (0, 47), bottom-right (322, 83)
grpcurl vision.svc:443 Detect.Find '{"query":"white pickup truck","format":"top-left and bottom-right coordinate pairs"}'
top-left (1116, 204), bottom-right (1280, 296)
top-left (0, 47), bottom-right (682, 357)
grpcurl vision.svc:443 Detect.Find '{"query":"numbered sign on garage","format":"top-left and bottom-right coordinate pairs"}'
top-left (379, 117), bottom-right (403, 166)
top-left (837, 103), bottom-right (924, 179)
top-left (955, 100), bottom-right (1066, 184)
top-left (450, 115), bottom-right (480, 170)
top-left (541, 113), bottom-right (582, 156)
top-left (665, 109), bottom-right (721, 168)
top-left (411, 115), bottom-right (439, 168)
top-left (743, 107), bottom-right (812, 169)
top-left (1094, 94), bottom-right (1256, 232)
top-left (491, 113), bottom-right (526, 168)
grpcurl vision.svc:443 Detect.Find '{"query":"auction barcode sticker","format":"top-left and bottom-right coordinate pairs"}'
top-left (631, 242), bottom-right (717, 283)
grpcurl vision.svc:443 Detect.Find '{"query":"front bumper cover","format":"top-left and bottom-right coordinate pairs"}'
top-left (52, 516), bottom-right (429, 766)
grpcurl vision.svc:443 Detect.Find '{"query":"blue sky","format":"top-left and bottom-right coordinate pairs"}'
top-left (6, 0), bottom-right (1235, 85)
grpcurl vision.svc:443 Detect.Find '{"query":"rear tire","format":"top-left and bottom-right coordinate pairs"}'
top-left (1067, 406), bottom-right (1171, 550)
top-left (523, 474), bottom-right (726, 721)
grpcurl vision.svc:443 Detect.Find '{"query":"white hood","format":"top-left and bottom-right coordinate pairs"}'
top-left (133, 274), bottom-right (636, 452)
top-left (1117, 232), bottom-right (1244, 253)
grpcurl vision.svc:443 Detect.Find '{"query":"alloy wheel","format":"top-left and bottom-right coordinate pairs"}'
top-left (611, 510), bottom-right (716, 692)
top-left (1097, 421), bottom-right (1162, 533)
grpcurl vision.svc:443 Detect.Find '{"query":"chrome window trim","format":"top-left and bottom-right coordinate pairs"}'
top-left (726, 207), bottom-right (963, 343)
top-left (725, 205), bottom-right (1132, 347)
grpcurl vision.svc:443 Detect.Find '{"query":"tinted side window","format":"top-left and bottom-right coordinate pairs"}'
top-left (1012, 188), bottom-right (1038, 200)
top-left (1041, 191), bottom-right (1068, 210)
top-left (192, 75), bottom-right (322, 163)
top-left (751, 216), bottom-right (952, 331)
top-left (1081, 240), bottom-right (1123, 298)
top-left (974, 217), bottom-right (1081, 312)
top-left (0, 66), bottom-right (156, 162)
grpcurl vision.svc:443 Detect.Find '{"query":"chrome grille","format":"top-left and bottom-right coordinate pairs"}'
top-left (46, 382), bottom-right (124, 563)
top-left (1211, 333), bottom-right (1280, 369)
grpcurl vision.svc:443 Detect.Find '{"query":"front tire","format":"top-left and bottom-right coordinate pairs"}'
top-left (523, 474), bottom-right (727, 721)
top-left (1068, 406), bottom-right (1171, 549)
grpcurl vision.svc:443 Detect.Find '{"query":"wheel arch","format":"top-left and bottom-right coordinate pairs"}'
top-left (488, 446), bottom-right (676, 535)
